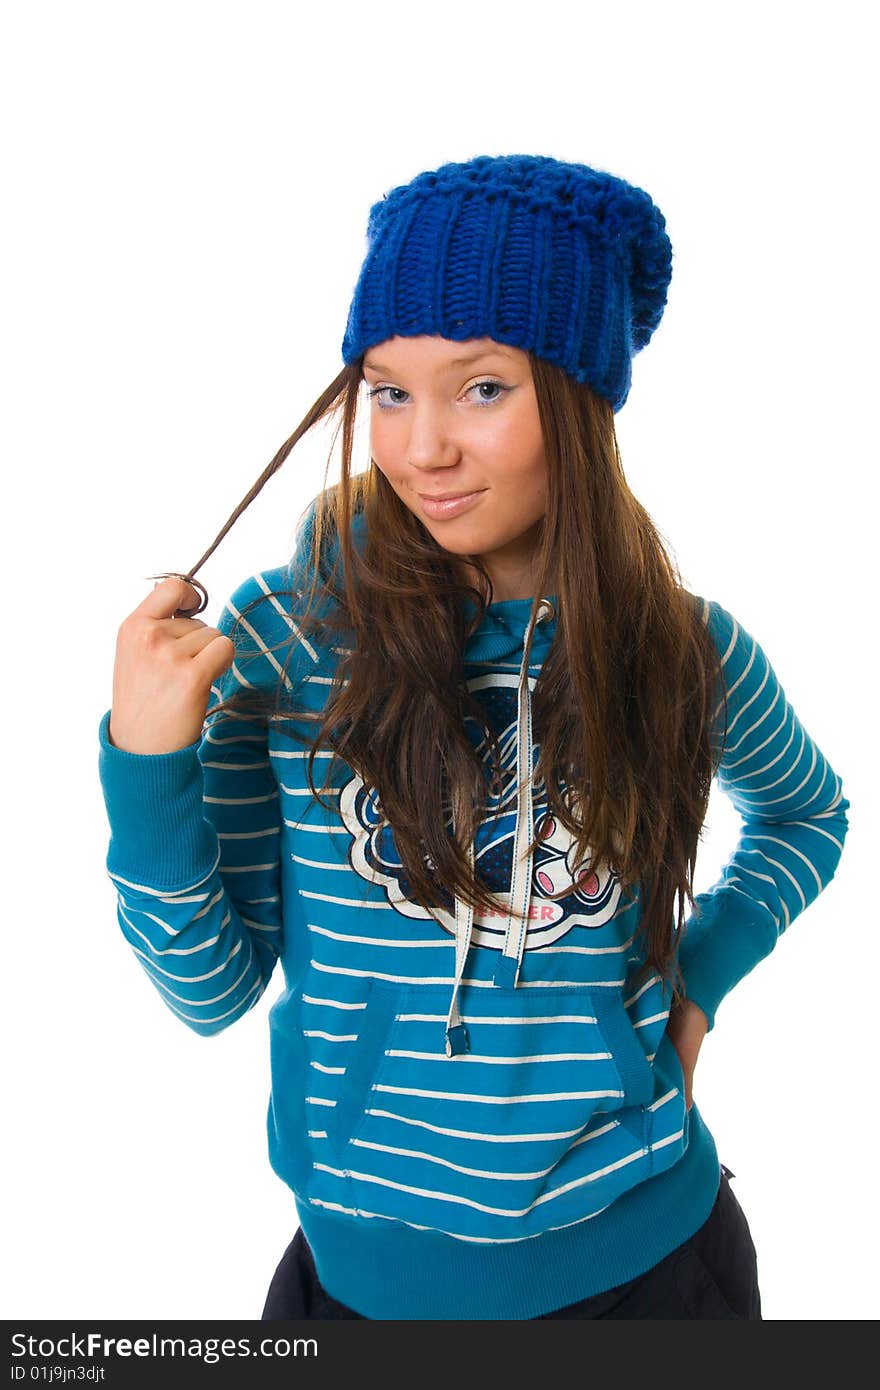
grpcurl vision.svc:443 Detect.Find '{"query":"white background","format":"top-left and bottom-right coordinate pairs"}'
top-left (2, 0), bottom-right (874, 1321)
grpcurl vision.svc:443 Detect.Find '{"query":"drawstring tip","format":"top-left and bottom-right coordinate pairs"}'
top-left (445, 1024), bottom-right (470, 1057)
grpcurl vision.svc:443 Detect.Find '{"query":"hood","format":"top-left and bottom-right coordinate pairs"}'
top-left (461, 593), bottom-right (557, 666)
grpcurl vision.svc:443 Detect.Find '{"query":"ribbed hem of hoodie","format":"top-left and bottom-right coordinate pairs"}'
top-left (97, 708), bottom-right (219, 889)
top-left (295, 1107), bottom-right (720, 1320)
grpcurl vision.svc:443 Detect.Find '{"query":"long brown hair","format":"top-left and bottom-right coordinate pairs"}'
top-left (188, 350), bottom-right (729, 1004)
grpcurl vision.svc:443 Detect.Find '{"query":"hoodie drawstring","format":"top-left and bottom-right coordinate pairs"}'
top-left (444, 597), bottom-right (555, 1058)
top-left (444, 795), bottom-right (475, 1057)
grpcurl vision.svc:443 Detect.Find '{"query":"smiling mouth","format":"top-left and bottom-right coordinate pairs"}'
top-left (418, 489), bottom-right (484, 500)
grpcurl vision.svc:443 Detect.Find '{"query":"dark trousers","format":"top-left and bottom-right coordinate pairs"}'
top-left (261, 1164), bottom-right (762, 1320)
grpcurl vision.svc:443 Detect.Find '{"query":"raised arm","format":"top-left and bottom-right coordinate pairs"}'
top-left (97, 571), bottom-right (295, 1036)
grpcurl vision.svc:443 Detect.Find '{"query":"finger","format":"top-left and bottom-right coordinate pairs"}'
top-left (169, 622), bottom-right (223, 656)
top-left (166, 616), bottom-right (209, 633)
top-left (138, 574), bottom-right (205, 620)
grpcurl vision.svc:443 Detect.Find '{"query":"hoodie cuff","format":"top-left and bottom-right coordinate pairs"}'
top-left (674, 886), bottom-right (779, 1032)
top-left (97, 708), bottom-right (219, 890)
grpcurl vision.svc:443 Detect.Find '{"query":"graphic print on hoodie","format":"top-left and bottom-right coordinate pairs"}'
top-left (97, 504), bottom-right (850, 1254)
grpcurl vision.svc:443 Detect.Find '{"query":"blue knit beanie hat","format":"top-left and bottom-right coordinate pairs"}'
top-left (341, 153), bottom-right (673, 414)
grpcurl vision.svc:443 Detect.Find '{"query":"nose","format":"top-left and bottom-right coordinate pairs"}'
top-left (400, 401), bottom-right (462, 473)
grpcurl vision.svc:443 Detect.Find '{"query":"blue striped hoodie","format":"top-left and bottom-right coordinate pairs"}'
top-left (97, 514), bottom-right (850, 1319)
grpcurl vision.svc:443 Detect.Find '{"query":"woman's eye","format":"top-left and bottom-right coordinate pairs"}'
top-left (471, 380), bottom-right (506, 404)
top-left (369, 386), bottom-right (409, 407)
top-left (367, 380), bottom-right (509, 409)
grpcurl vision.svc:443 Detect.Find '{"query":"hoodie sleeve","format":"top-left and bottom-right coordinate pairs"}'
top-left (674, 597), bottom-right (850, 1032)
top-left (97, 567), bottom-right (303, 1037)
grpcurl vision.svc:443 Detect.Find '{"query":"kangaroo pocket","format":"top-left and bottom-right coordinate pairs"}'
top-left (266, 965), bottom-right (403, 1199)
top-left (305, 978), bottom-right (681, 1241)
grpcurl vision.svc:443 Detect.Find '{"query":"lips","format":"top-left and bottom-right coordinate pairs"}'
top-left (417, 489), bottom-right (486, 520)
top-left (418, 491), bottom-right (480, 501)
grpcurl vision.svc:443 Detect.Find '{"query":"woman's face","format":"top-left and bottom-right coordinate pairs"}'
top-left (362, 335), bottom-right (547, 602)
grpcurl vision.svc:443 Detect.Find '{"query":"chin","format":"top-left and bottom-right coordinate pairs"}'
top-left (421, 525), bottom-right (488, 554)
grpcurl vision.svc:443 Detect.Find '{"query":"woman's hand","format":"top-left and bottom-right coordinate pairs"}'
top-left (109, 576), bottom-right (235, 755)
top-left (666, 997), bottom-right (709, 1112)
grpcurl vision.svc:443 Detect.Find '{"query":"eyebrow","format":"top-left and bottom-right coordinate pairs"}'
top-left (362, 347), bottom-right (515, 373)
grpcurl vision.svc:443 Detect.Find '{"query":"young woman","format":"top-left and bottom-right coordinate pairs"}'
top-left (98, 153), bottom-right (850, 1319)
